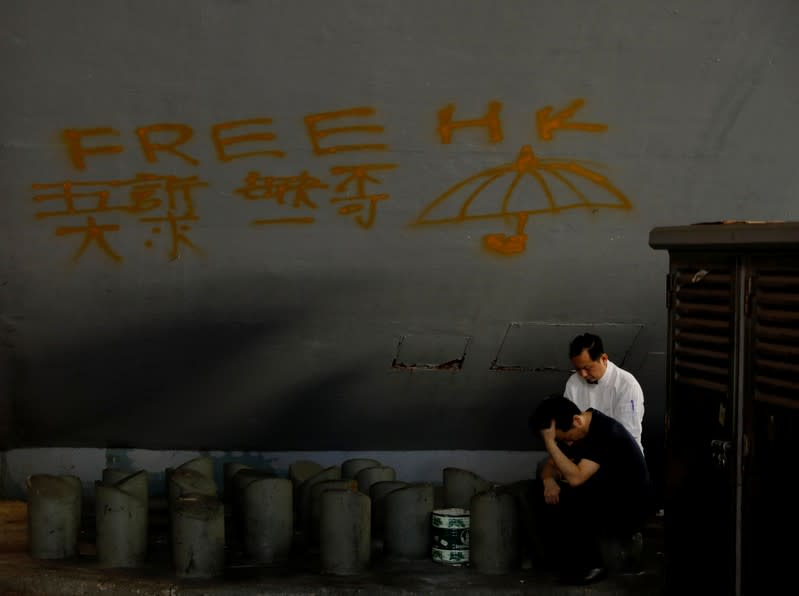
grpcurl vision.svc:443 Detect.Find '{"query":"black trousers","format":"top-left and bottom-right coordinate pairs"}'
top-left (530, 479), bottom-right (648, 574)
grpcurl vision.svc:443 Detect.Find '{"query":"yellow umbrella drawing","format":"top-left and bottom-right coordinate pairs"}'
top-left (411, 145), bottom-right (632, 255)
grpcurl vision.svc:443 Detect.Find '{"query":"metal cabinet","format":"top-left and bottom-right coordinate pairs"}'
top-left (650, 222), bottom-right (799, 595)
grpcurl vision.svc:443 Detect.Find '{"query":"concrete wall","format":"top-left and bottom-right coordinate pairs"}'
top-left (2, 0), bottom-right (798, 497)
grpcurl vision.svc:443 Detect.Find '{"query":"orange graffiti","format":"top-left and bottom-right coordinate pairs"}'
top-left (235, 170), bottom-right (327, 225)
top-left (536, 99), bottom-right (607, 141)
top-left (62, 128), bottom-right (124, 171)
top-left (139, 210), bottom-right (203, 260)
top-left (304, 107), bottom-right (387, 155)
top-left (33, 173), bottom-right (207, 261)
top-left (329, 163), bottom-right (397, 229)
top-left (55, 215), bottom-right (122, 262)
top-left (136, 123), bottom-right (199, 166)
top-left (437, 101), bottom-right (503, 144)
top-left (211, 119), bottom-right (285, 162)
top-left (412, 144), bottom-right (631, 255)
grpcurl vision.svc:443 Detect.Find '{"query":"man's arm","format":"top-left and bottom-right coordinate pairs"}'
top-left (615, 381), bottom-right (644, 449)
top-left (541, 422), bottom-right (599, 487)
top-left (539, 456), bottom-right (561, 481)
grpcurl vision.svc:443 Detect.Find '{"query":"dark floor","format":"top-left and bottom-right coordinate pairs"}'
top-left (0, 515), bottom-right (664, 595)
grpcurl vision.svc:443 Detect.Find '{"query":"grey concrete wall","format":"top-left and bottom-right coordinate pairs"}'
top-left (1, 0), bottom-right (798, 497)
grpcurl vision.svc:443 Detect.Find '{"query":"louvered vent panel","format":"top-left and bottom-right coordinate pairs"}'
top-left (673, 269), bottom-right (734, 394)
top-left (752, 270), bottom-right (799, 410)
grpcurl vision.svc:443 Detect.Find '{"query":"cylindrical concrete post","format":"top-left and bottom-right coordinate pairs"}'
top-left (319, 489), bottom-right (370, 575)
top-left (341, 458), bottom-right (380, 480)
top-left (102, 468), bottom-right (133, 485)
top-left (384, 483), bottom-right (434, 559)
top-left (27, 474), bottom-right (83, 560)
top-left (469, 490), bottom-right (519, 574)
top-left (171, 494), bottom-right (225, 579)
top-left (369, 481), bottom-right (407, 540)
top-left (443, 467), bottom-right (491, 509)
top-left (288, 460), bottom-right (324, 491)
top-left (244, 477), bottom-right (293, 564)
top-left (296, 466), bottom-right (341, 534)
top-left (223, 462), bottom-right (250, 504)
top-left (310, 480), bottom-right (357, 546)
top-left (355, 465), bottom-right (396, 497)
top-left (95, 472), bottom-right (148, 568)
top-left (232, 468), bottom-right (272, 535)
top-left (178, 456), bottom-right (215, 481)
top-left (169, 468), bottom-right (217, 502)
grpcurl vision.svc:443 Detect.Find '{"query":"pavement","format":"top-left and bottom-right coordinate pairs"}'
top-left (0, 516), bottom-right (665, 596)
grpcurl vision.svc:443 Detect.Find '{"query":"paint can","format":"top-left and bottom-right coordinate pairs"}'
top-left (431, 507), bottom-right (470, 565)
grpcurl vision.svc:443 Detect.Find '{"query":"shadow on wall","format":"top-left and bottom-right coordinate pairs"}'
top-left (6, 274), bottom-right (365, 450)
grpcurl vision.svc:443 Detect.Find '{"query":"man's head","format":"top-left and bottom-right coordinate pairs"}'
top-left (529, 395), bottom-right (588, 443)
top-left (568, 333), bottom-right (608, 383)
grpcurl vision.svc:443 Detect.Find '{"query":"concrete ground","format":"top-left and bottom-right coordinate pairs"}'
top-left (0, 516), bottom-right (664, 596)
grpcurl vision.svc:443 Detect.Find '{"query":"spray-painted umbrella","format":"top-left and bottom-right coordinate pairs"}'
top-left (411, 145), bottom-right (632, 255)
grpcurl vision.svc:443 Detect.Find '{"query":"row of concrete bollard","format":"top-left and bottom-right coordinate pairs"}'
top-left (26, 457), bottom-right (522, 578)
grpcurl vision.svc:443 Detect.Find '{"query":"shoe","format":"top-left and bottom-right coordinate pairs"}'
top-left (559, 566), bottom-right (608, 585)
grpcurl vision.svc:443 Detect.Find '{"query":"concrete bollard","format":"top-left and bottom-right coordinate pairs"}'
top-left (369, 481), bottom-right (408, 540)
top-left (296, 466), bottom-right (341, 535)
top-left (319, 489), bottom-right (370, 575)
top-left (469, 490), bottom-right (519, 574)
top-left (443, 467), bottom-right (492, 509)
top-left (310, 479), bottom-right (358, 546)
top-left (223, 462), bottom-right (251, 505)
top-left (178, 456), bottom-right (215, 481)
top-left (384, 483), bottom-right (435, 559)
top-left (231, 468), bottom-right (272, 536)
top-left (244, 477), bottom-right (293, 564)
top-left (355, 465), bottom-right (396, 497)
top-left (95, 470), bottom-right (149, 568)
top-left (341, 458), bottom-right (381, 480)
top-left (289, 460), bottom-right (324, 491)
top-left (169, 468), bottom-right (217, 502)
top-left (27, 474), bottom-right (83, 560)
top-left (102, 468), bottom-right (134, 485)
top-left (171, 494), bottom-right (225, 579)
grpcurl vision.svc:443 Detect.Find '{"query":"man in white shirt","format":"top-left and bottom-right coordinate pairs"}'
top-left (564, 333), bottom-right (645, 453)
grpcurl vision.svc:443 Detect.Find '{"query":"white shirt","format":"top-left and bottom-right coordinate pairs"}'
top-left (564, 360), bottom-right (645, 452)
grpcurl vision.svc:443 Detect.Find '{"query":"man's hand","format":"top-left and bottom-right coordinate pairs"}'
top-left (540, 419), bottom-right (557, 446)
top-left (542, 477), bottom-right (561, 504)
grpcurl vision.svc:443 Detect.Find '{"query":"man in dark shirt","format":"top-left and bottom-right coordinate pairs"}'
top-left (529, 395), bottom-right (653, 584)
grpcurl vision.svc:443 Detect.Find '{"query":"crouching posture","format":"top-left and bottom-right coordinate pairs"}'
top-left (529, 395), bottom-right (654, 585)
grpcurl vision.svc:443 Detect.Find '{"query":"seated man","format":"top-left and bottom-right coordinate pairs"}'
top-left (529, 395), bottom-right (654, 585)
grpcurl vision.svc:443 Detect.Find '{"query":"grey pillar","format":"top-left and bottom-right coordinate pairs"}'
top-left (341, 458), bottom-right (381, 480)
top-left (384, 483), bottom-right (434, 559)
top-left (443, 467), bottom-right (491, 509)
top-left (27, 474), bottom-right (82, 560)
top-left (355, 465), bottom-right (396, 497)
top-left (369, 480), bottom-right (408, 540)
top-left (177, 456), bottom-right (215, 481)
top-left (244, 477), bottom-right (293, 564)
top-left (95, 471), bottom-right (149, 568)
top-left (102, 468), bottom-right (133, 485)
top-left (232, 468), bottom-right (272, 536)
top-left (319, 489), bottom-right (370, 575)
top-left (469, 490), bottom-right (519, 574)
top-left (296, 466), bottom-right (341, 535)
top-left (309, 479), bottom-right (358, 546)
top-left (171, 494), bottom-right (225, 579)
top-left (223, 462), bottom-right (251, 504)
top-left (288, 460), bottom-right (324, 490)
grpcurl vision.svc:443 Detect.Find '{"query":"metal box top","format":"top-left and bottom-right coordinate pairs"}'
top-left (649, 221), bottom-right (799, 251)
